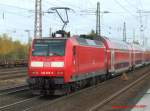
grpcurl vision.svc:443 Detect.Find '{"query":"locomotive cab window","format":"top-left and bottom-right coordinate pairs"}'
top-left (32, 44), bottom-right (48, 56)
top-left (32, 39), bottom-right (66, 56)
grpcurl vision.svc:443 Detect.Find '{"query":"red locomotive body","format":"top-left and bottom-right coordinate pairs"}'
top-left (70, 37), bottom-right (107, 82)
top-left (28, 36), bottom-right (107, 94)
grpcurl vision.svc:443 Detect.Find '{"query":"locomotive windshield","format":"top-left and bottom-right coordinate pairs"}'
top-left (32, 39), bottom-right (66, 56)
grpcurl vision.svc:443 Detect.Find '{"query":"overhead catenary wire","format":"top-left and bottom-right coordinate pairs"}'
top-left (123, 0), bottom-right (139, 10)
top-left (139, 0), bottom-right (143, 10)
top-left (0, 10), bottom-right (33, 18)
top-left (49, 0), bottom-right (83, 10)
top-left (113, 0), bottom-right (138, 19)
top-left (0, 3), bottom-right (34, 12)
top-left (0, 0), bottom-right (149, 44)
top-left (0, 1), bottom-right (36, 18)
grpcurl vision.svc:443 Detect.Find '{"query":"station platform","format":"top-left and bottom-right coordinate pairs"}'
top-left (131, 88), bottom-right (150, 111)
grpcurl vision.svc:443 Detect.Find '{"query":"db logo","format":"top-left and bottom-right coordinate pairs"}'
top-left (44, 62), bottom-right (51, 67)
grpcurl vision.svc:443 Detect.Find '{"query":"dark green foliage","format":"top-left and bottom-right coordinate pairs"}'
top-left (80, 29), bottom-right (96, 40)
top-left (133, 40), bottom-right (140, 45)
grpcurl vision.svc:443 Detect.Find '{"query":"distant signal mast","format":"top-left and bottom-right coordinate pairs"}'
top-left (34, 0), bottom-right (42, 38)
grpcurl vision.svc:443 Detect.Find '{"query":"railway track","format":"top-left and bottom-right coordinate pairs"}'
top-left (89, 68), bottom-right (150, 111)
top-left (22, 66), bottom-right (150, 111)
top-left (0, 96), bottom-right (40, 111)
top-left (0, 67), bottom-right (27, 72)
top-left (0, 66), bottom-right (149, 111)
top-left (0, 83), bottom-right (59, 111)
top-left (0, 89), bottom-right (58, 111)
top-left (0, 88), bottom-right (37, 111)
top-left (0, 68), bottom-right (27, 80)
top-left (0, 69), bottom-right (26, 74)
top-left (0, 84), bottom-right (29, 96)
top-left (0, 73), bottom-right (27, 80)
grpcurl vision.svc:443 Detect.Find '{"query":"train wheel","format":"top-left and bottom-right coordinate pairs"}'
top-left (131, 66), bottom-right (135, 71)
top-left (72, 82), bottom-right (80, 92)
top-left (106, 73), bottom-right (112, 79)
top-left (62, 84), bottom-right (72, 95)
top-left (41, 90), bottom-right (47, 96)
top-left (100, 75), bottom-right (107, 82)
top-left (92, 77), bottom-right (97, 85)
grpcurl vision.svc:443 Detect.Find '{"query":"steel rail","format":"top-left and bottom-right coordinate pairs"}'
top-left (0, 96), bottom-right (40, 110)
top-left (19, 67), bottom-right (150, 111)
top-left (0, 67), bottom-right (27, 71)
top-left (22, 74), bottom-right (124, 111)
top-left (0, 84), bottom-right (29, 96)
top-left (1, 67), bottom-right (148, 111)
top-left (89, 69), bottom-right (150, 111)
top-left (0, 70), bottom-right (27, 75)
top-left (0, 73), bottom-right (27, 80)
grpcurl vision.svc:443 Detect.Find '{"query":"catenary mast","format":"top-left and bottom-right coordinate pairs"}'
top-left (34, 0), bottom-right (42, 38)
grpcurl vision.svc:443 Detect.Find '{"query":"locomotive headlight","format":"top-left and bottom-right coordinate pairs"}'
top-left (31, 61), bottom-right (43, 67)
top-left (56, 71), bottom-right (64, 74)
top-left (51, 62), bottom-right (64, 67)
top-left (32, 72), bottom-right (36, 74)
top-left (32, 71), bottom-right (38, 74)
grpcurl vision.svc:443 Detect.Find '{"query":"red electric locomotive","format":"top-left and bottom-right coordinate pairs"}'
top-left (27, 31), bottom-right (107, 95)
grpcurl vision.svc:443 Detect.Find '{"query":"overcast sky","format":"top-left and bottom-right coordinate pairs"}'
top-left (0, 0), bottom-right (150, 45)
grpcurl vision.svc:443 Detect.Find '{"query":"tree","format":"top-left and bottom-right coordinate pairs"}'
top-left (80, 29), bottom-right (96, 40)
top-left (88, 29), bottom-right (96, 38)
top-left (133, 40), bottom-right (140, 45)
top-left (0, 34), bottom-right (28, 60)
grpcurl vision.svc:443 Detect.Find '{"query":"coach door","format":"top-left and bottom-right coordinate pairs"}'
top-left (73, 46), bottom-right (79, 73)
top-left (110, 49), bottom-right (115, 72)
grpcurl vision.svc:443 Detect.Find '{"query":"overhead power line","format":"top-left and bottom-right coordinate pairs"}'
top-left (0, 10), bottom-right (33, 18)
top-left (0, 3), bottom-right (34, 12)
top-left (139, 0), bottom-right (143, 10)
top-left (51, 0), bottom-right (82, 10)
top-left (113, 0), bottom-right (137, 18)
top-left (123, 0), bottom-right (138, 10)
